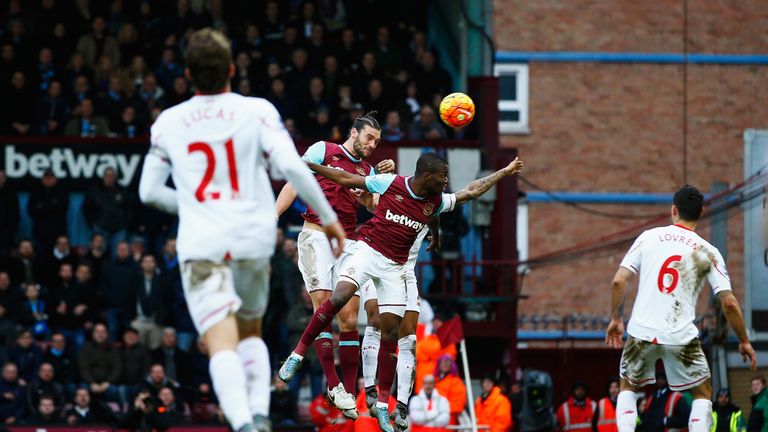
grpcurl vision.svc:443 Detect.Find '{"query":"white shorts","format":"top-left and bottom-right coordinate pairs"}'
top-left (339, 242), bottom-right (407, 317)
top-left (619, 335), bottom-right (710, 391)
top-left (297, 230), bottom-right (361, 297)
top-left (181, 258), bottom-right (270, 335)
top-left (359, 266), bottom-right (421, 313)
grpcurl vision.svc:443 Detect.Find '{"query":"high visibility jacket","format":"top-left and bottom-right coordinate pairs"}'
top-left (475, 386), bottom-right (513, 432)
top-left (415, 333), bottom-right (457, 394)
top-left (556, 397), bottom-right (596, 432)
top-left (434, 373), bottom-right (467, 425)
top-left (645, 391), bottom-right (688, 432)
top-left (310, 394), bottom-right (354, 432)
top-left (596, 397), bottom-right (618, 432)
top-left (353, 390), bottom-right (396, 432)
top-left (711, 408), bottom-right (746, 432)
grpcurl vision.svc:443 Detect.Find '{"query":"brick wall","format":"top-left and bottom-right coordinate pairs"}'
top-left (490, 1), bottom-right (768, 318)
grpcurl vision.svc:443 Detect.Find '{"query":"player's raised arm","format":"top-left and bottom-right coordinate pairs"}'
top-left (139, 135), bottom-right (179, 214)
top-left (275, 183), bottom-right (297, 217)
top-left (453, 157), bottom-right (524, 205)
top-left (306, 162), bottom-right (368, 190)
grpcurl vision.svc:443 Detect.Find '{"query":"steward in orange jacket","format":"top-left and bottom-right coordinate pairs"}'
top-left (310, 393), bottom-right (354, 432)
top-left (353, 380), bottom-right (396, 432)
top-left (415, 325), bottom-right (456, 394)
top-left (556, 382), bottom-right (596, 432)
top-left (475, 376), bottom-right (513, 432)
top-left (434, 355), bottom-right (466, 425)
top-left (593, 378), bottom-right (620, 432)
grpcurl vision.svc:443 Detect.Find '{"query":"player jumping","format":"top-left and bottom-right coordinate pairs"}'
top-left (605, 185), bottom-right (757, 432)
top-left (274, 112), bottom-right (395, 417)
top-left (139, 28), bottom-right (344, 432)
top-left (280, 153), bottom-right (524, 431)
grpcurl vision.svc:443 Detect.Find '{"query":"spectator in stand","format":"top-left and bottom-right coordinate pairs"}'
top-left (64, 55), bottom-right (93, 97)
top-left (382, 110), bottom-right (405, 141)
top-left (305, 23), bottom-right (327, 69)
top-left (261, 1), bottom-right (285, 53)
top-left (44, 235), bottom-right (76, 285)
top-left (26, 363), bottom-right (65, 417)
top-left (409, 374), bottom-right (451, 432)
top-left (83, 168), bottom-right (134, 256)
top-left (117, 23), bottom-right (141, 67)
top-left (93, 56), bottom-right (116, 96)
top-left (0, 272), bottom-right (18, 347)
top-left (65, 387), bottom-right (116, 426)
top-left (362, 79), bottom-right (392, 119)
top-left (35, 79), bottom-right (69, 135)
top-left (19, 282), bottom-right (51, 340)
top-left (371, 26), bottom-right (402, 77)
top-left (408, 105), bottom-right (446, 141)
top-left (188, 339), bottom-right (211, 389)
top-left (122, 387), bottom-right (185, 431)
top-left (304, 107), bottom-right (336, 140)
top-left (126, 55), bottom-right (148, 90)
top-left (137, 72), bottom-right (166, 117)
top-left (0, 44), bottom-right (17, 87)
top-left (190, 382), bottom-right (221, 425)
top-left (300, 76), bottom-right (330, 129)
top-left (160, 239), bottom-right (196, 352)
top-left (639, 371), bottom-right (690, 431)
top-left (335, 28), bottom-right (361, 75)
top-left (592, 377), bottom-right (619, 432)
top-left (0, 362), bottom-right (24, 425)
top-left (76, 17), bottom-right (121, 68)
top-left (102, 242), bottom-right (136, 342)
top-left (46, 23), bottom-right (74, 70)
top-left (27, 172), bottom-right (68, 256)
top-left (26, 394), bottom-right (63, 425)
top-left (97, 76), bottom-right (129, 126)
top-left (118, 328), bottom-right (151, 411)
top-left (270, 374), bottom-right (296, 426)
top-left (65, 98), bottom-right (110, 136)
top-left (155, 48), bottom-right (184, 92)
top-left (78, 323), bottom-right (121, 402)
top-left (50, 262), bottom-right (89, 349)
top-left (152, 328), bottom-right (193, 386)
top-left (321, 55), bottom-right (341, 104)
top-left (0, 171), bottom-right (20, 255)
top-left (131, 254), bottom-right (167, 350)
top-left (111, 105), bottom-right (145, 137)
top-left (140, 364), bottom-right (181, 401)
top-left (232, 52), bottom-right (256, 94)
top-left (42, 332), bottom-right (78, 397)
top-left (68, 74), bottom-right (94, 110)
top-left (414, 51), bottom-right (451, 102)
top-left (7, 239), bottom-right (43, 286)
top-left (352, 52), bottom-right (383, 100)
top-left (4, 71), bottom-right (34, 135)
top-left (712, 388), bottom-right (745, 432)
top-left (284, 48), bottom-right (314, 99)
top-left (475, 374), bottom-right (513, 432)
top-left (749, 375), bottom-right (767, 432)
top-left (166, 77), bottom-right (191, 108)
top-left (433, 355), bottom-right (466, 425)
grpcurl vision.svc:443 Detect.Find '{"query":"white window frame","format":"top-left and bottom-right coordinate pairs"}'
top-left (494, 63), bottom-right (529, 134)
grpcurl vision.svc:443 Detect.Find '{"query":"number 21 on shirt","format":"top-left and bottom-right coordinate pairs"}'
top-left (188, 138), bottom-right (240, 202)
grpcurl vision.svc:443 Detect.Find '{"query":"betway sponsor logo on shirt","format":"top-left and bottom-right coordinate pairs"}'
top-left (4, 145), bottom-right (141, 186)
top-left (385, 209), bottom-right (424, 230)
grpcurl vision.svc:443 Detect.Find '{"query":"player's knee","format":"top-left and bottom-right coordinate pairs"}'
top-left (366, 306), bottom-right (380, 329)
top-left (338, 313), bottom-right (358, 331)
top-left (381, 327), bottom-right (398, 342)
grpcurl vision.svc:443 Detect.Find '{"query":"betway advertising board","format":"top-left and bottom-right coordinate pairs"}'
top-left (2, 139), bottom-right (148, 190)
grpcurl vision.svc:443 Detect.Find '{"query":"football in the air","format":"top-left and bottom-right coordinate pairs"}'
top-left (439, 92), bottom-right (475, 128)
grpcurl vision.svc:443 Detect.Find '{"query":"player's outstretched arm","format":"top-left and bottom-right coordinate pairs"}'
top-left (718, 291), bottom-right (757, 370)
top-left (139, 153), bottom-right (178, 214)
top-left (306, 162), bottom-right (367, 190)
top-left (275, 183), bottom-right (298, 217)
top-left (605, 267), bottom-right (633, 349)
top-left (454, 158), bottom-right (524, 205)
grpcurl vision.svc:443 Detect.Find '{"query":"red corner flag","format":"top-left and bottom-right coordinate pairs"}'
top-left (436, 316), bottom-right (464, 347)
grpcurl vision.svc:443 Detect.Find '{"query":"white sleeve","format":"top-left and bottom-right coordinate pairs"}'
top-left (435, 395), bottom-right (451, 427)
top-left (139, 126), bottom-right (178, 214)
top-left (408, 397), bottom-right (428, 426)
top-left (437, 193), bottom-right (457, 214)
top-left (257, 102), bottom-right (337, 225)
top-left (620, 232), bottom-right (645, 274)
top-left (707, 247), bottom-right (732, 294)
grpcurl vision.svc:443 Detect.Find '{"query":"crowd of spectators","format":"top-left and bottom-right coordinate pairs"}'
top-left (0, 0), bottom-right (466, 141)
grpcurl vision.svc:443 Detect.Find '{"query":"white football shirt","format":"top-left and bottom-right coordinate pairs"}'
top-left (620, 224), bottom-right (731, 344)
top-left (140, 93), bottom-right (336, 262)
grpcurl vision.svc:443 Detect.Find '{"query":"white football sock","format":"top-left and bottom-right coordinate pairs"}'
top-left (362, 326), bottom-right (381, 388)
top-left (689, 399), bottom-right (712, 432)
top-left (396, 334), bottom-right (417, 405)
top-left (616, 390), bottom-right (638, 432)
top-left (209, 350), bottom-right (252, 430)
top-left (237, 337), bottom-right (271, 416)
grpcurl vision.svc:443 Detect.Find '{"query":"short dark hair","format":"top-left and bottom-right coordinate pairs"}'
top-left (415, 153), bottom-right (448, 177)
top-left (673, 185), bottom-right (704, 221)
top-left (753, 374), bottom-right (767, 385)
top-left (353, 111), bottom-right (381, 133)
top-left (185, 28), bottom-right (232, 93)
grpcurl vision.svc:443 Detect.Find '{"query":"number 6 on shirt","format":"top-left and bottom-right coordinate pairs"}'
top-left (188, 138), bottom-right (240, 202)
top-left (657, 255), bottom-right (682, 294)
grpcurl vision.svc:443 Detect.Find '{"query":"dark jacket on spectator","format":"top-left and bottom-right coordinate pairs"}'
top-left (132, 273), bottom-right (167, 324)
top-left (7, 343), bottom-right (43, 383)
top-left (65, 399), bottom-right (116, 426)
top-left (121, 342), bottom-right (152, 385)
top-left (7, 254), bottom-right (44, 286)
top-left (640, 388), bottom-right (690, 431)
top-left (102, 256), bottom-right (137, 310)
top-left (151, 347), bottom-right (193, 385)
top-left (36, 93), bottom-right (69, 135)
top-left (27, 182), bottom-right (68, 248)
top-left (64, 115), bottom-right (111, 137)
top-left (26, 412), bottom-right (65, 425)
top-left (82, 181), bottom-right (133, 233)
top-left (51, 278), bottom-right (90, 330)
top-left (27, 378), bottom-right (65, 415)
top-left (43, 345), bottom-right (78, 386)
top-left (121, 399), bottom-right (186, 431)
top-left (0, 376), bottom-right (24, 422)
top-left (78, 341), bottom-right (122, 384)
top-left (0, 182), bottom-right (19, 251)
